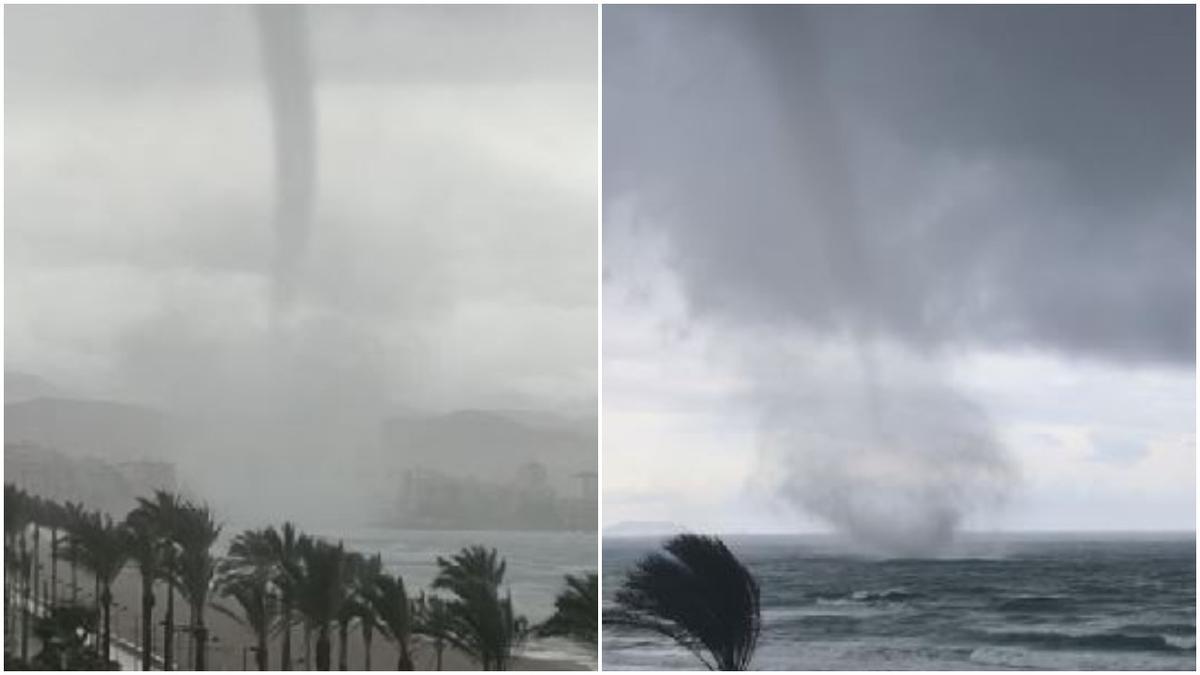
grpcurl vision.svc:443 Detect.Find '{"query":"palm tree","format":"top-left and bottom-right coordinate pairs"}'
top-left (222, 527), bottom-right (284, 671)
top-left (215, 574), bottom-right (275, 670)
top-left (59, 510), bottom-right (129, 665)
top-left (43, 499), bottom-right (65, 608)
top-left (413, 592), bottom-right (453, 671)
top-left (5, 485), bottom-right (33, 661)
top-left (365, 571), bottom-right (415, 670)
top-left (536, 573), bottom-right (597, 646)
top-left (355, 553), bottom-right (384, 671)
top-left (135, 491), bottom-right (185, 671)
top-left (294, 539), bottom-right (350, 671)
top-left (335, 551), bottom-right (379, 671)
top-left (433, 546), bottom-right (527, 670)
top-left (124, 503), bottom-right (167, 671)
top-left (264, 522), bottom-right (306, 670)
top-left (604, 534), bottom-right (761, 671)
top-left (171, 500), bottom-right (221, 671)
top-left (28, 495), bottom-right (43, 617)
top-left (61, 501), bottom-right (88, 605)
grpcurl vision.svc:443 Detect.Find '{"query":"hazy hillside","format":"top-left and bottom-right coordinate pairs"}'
top-left (6, 442), bottom-right (176, 516)
top-left (4, 397), bottom-right (174, 462)
top-left (4, 371), bottom-right (62, 403)
top-left (2, 376), bottom-right (596, 528)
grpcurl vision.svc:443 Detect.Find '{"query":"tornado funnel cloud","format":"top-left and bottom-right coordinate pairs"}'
top-left (255, 5), bottom-right (317, 314)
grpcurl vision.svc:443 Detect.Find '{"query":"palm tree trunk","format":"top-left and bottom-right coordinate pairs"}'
top-left (435, 641), bottom-right (444, 671)
top-left (186, 622), bottom-right (194, 671)
top-left (362, 623), bottom-right (373, 671)
top-left (193, 605), bottom-right (208, 671)
top-left (281, 599), bottom-right (293, 670)
top-left (70, 555), bottom-right (78, 603)
top-left (316, 626), bottom-right (332, 671)
top-left (4, 560), bottom-right (10, 647)
top-left (102, 586), bottom-right (113, 666)
top-left (397, 639), bottom-right (414, 671)
top-left (31, 526), bottom-right (40, 615)
top-left (93, 573), bottom-right (102, 658)
top-left (19, 529), bottom-right (30, 662)
top-left (49, 527), bottom-right (58, 606)
top-left (337, 619), bottom-right (348, 670)
top-left (140, 574), bottom-right (155, 671)
top-left (6, 570), bottom-right (13, 648)
top-left (257, 622), bottom-right (270, 670)
top-left (305, 624), bottom-right (313, 671)
top-left (164, 582), bottom-right (175, 671)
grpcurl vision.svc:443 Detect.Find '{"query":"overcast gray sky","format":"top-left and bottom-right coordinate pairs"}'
top-left (6, 5), bottom-right (597, 520)
top-left (603, 5), bottom-right (1195, 542)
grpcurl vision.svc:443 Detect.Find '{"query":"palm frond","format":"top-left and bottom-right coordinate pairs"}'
top-left (604, 534), bottom-right (761, 671)
top-left (536, 572), bottom-right (597, 646)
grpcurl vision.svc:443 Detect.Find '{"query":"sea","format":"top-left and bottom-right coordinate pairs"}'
top-left (325, 527), bottom-right (598, 668)
top-left (602, 533), bottom-right (1195, 671)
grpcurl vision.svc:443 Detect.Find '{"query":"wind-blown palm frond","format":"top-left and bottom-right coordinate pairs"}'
top-left (4, 485), bottom-right (32, 544)
top-left (172, 499), bottom-right (222, 670)
top-left (434, 546), bottom-right (506, 591)
top-left (604, 534), bottom-right (761, 671)
top-left (214, 576), bottom-right (273, 629)
top-left (215, 574), bottom-right (275, 670)
top-left (536, 573), bottom-right (597, 646)
top-left (256, 522), bottom-right (305, 670)
top-left (294, 538), bottom-right (350, 671)
top-left (124, 505), bottom-right (168, 672)
top-left (414, 592), bottom-right (454, 670)
top-left (58, 510), bottom-right (129, 664)
top-left (132, 491), bottom-right (185, 670)
top-left (366, 571), bottom-right (415, 670)
top-left (433, 546), bottom-right (527, 670)
top-left (220, 527), bottom-right (287, 670)
top-left (353, 552), bottom-right (384, 670)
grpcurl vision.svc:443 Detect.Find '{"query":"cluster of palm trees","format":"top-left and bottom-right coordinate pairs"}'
top-left (6, 485), bottom-right (118, 668)
top-left (5, 486), bottom-right (222, 670)
top-left (5, 484), bottom-right (597, 671)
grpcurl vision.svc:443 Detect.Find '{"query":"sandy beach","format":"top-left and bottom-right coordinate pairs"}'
top-left (29, 529), bottom-right (590, 671)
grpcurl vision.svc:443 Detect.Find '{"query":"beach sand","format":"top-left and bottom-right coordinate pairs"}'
top-left (29, 529), bottom-right (591, 671)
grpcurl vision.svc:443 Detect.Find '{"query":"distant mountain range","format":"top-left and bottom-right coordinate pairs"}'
top-left (5, 396), bottom-right (174, 463)
top-left (4, 372), bottom-right (597, 525)
top-left (5, 371), bottom-right (63, 403)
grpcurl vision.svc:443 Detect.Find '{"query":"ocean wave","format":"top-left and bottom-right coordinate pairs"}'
top-left (1164, 635), bottom-right (1197, 651)
top-left (977, 629), bottom-right (1195, 653)
top-left (1119, 622), bottom-right (1196, 637)
top-left (995, 596), bottom-right (1072, 613)
top-left (522, 636), bottom-right (597, 668)
top-left (812, 588), bottom-right (924, 604)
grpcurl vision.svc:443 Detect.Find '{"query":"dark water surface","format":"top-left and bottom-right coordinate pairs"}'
top-left (603, 533), bottom-right (1195, 670)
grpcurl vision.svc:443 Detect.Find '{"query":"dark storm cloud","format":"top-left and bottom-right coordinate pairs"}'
top-left (604, 4), bottom-right (1195, 364)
